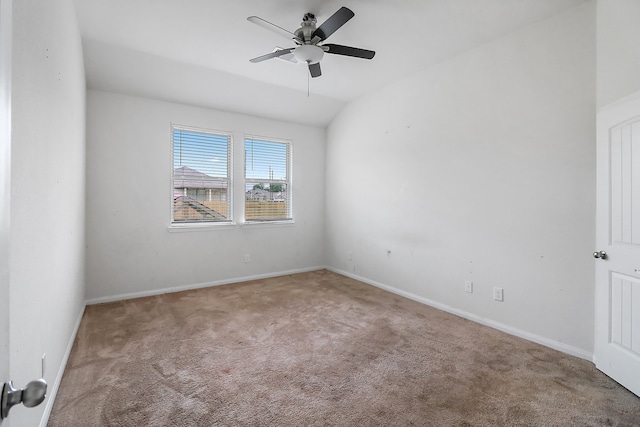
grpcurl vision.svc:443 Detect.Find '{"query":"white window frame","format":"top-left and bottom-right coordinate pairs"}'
top-left (244, 135), bottom-right (293, 224)
top-left (169, 124), bottom-right (234, 230)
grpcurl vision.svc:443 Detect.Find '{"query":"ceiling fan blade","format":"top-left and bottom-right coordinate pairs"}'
top-left (323, 44), bottom-right (375, 59)
top-left (250, 48), bottom-right (295, 63)
top-left (311, 7), bottom-right (354, 42)
top-left (247, 16), bottom-right (303, 44)
top-left (308, 62), bottom-right (322, 78)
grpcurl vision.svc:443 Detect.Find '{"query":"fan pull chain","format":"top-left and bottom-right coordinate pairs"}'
top-left (307, 69), bottom-right (310, 98)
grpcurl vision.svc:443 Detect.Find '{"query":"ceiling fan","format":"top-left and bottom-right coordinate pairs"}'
top-left (247, 6), bottom-right (375, 78)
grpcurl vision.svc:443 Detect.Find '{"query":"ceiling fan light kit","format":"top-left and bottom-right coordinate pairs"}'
top-left (293, 45), bottom-right (324, 64)
top-left (247, 6), bottom-right (375, 78)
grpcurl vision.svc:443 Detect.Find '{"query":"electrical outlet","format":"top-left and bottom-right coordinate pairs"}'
top-left (465, 281), bottom-right (473, 293)
top-left (493, 287), bottom-right (504, 302)
top-left (244, 253), bottom-right (251, 263)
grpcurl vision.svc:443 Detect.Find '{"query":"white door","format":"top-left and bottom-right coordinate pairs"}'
top-left (0, 0), bottom-right (10, 424)
top-left (594, 91), bottom-right (640, 397)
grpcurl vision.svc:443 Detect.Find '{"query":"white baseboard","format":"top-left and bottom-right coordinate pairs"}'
top-left (39, 303), bottom-right (86, 427)
top-left (326, 267), bottom-right (593, 361)
top-left (85, 266), bottom-right (326, 305)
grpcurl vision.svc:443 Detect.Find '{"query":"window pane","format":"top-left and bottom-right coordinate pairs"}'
top-left (173, 129), bottom-right (228, 177)
top-left (173, 127), bottom-right (231, 223)
top-left (244, 137), bottom-right (291, 222)
top-left (245, 139), bottom-right (288, 180)
top-left (245, 182), bottom-right (288, 221)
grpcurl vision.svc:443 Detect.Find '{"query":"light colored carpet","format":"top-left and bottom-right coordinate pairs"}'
top-left (48, 270), bottom-right (640, 426)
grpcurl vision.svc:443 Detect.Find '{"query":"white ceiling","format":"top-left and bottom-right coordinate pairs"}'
top-left (75, 0), bottom-right (585, 127)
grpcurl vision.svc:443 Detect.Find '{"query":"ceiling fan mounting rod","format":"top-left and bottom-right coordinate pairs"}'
top-left (295, 13), bottom-right (318, 45)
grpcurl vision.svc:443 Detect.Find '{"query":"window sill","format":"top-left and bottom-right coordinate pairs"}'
top-left (168, 222), bottom-right (236, 233)
top-left (167, 220), bottom-right (295, 232)
top-left (241, 220), bottom-right (295, 229)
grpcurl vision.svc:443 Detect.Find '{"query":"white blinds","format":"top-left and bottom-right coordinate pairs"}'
top-left (244, 137), bottom-right (292, 221)
top-left (172, 126), bottom-right (232, 223)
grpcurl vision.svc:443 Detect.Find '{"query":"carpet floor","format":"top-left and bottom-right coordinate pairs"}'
top-left (48, 270), bottom-right (640, 426)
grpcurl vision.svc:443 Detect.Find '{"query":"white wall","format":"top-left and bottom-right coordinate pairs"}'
top-left (325, 2), bottom-right (596, 356)
top-left (10, 0), bottom-right (86, 425)
top-left (85, 90), bottom-right (325, 301)
top-left (597, 0), bottom-right (640, 108)
top-left (0, 0), bottom-right (12, 408)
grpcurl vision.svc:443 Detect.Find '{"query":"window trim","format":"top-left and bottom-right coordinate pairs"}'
top-left (169, 124), bottom-right (234, 229)
top-left (243, 134), bottom-right (293, 224)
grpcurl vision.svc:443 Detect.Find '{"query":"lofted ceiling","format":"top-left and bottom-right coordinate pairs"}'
top-left (74, 0), bottom-right (586, 127)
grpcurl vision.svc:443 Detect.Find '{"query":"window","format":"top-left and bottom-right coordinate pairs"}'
top-left (172, 126), bottom-right (232, 224)
top-left (244, 137), bottom-right (292, 222)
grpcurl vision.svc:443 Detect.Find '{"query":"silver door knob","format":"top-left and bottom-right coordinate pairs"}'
top-left (1, 379), bottom-right (47, 419)
top-left (593, 250), bottom-right (607, 260)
